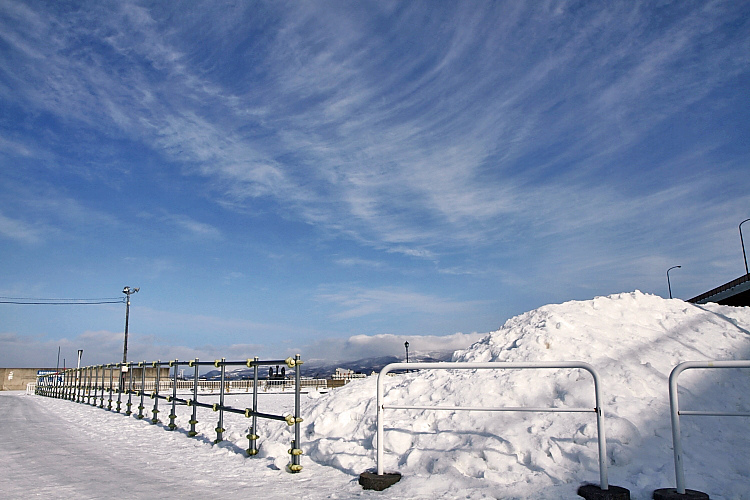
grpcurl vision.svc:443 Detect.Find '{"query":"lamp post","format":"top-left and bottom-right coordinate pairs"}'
top-left (667, 266), bottom-right (681, 299)
top-left (404, 341), bottom-right (409, 364)
top-left (122, 286), bottom-right (139, 365)
top-left (740, 218), bottom-right (750, 275)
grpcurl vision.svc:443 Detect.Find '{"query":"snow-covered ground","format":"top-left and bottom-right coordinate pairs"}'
top-left (3, 292), bottom-right (750, 499)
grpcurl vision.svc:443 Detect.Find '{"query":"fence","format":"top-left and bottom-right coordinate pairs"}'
top-left (371, 361), bottom-right (612, 493)
top-left (35, 355), bottom-right (306, 472)
top-left (661, 360), bottom-right (750, 496)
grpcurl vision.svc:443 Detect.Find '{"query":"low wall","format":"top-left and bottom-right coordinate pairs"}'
top-left (1, 366), bottom-right (171, 391)
top-left (1, 368), bottom-right (56, 391)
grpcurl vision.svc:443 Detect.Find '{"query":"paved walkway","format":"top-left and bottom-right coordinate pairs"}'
top-left (0, 391), bottom-right (225, 498)
top-left (0, 391), bottom-right (365, 500)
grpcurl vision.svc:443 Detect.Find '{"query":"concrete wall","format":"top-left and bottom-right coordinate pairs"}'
top-left (0, 368), bottom-right (56, 391)
top-left (1, 366), bottom-right (171, 391)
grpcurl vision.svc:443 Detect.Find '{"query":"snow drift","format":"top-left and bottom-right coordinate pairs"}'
top-left (269, 291), bottom-right (750, 499)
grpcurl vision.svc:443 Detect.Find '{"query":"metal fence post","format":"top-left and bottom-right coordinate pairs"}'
top-left (151, 360), bottom-right (161, 424)
top-left (215, 358), bottom-right (226, 443)
top-left (99, 365), bottom-right (106, 408)
top-left (290, 353), bottom-right (303, 472)
top-left (137, 361), bottom-right (146, 419)
top-left (247, 356), bottom-right (259, 456)
top-left (126, 362), bottom-right (134, 416)
top-left (116, 363), bottom-right (123, 412)
top-left (168, 359), bottom-right (178, 430)
top-left (86, 365), bottom-right (92, 405)
top-left (189, 358), bottom-right (199, 437)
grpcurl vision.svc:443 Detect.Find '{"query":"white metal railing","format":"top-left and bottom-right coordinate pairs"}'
top-left (666, 360), bottom-right (750, 495)
top-left (26, 382), bottom-right (36, 395)
top-left (376, 362), bottom-right (610, 491)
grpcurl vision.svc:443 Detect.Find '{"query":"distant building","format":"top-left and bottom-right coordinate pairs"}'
top-left (331, 368), bottom-right (366, 380)
top-left (688, 274), bottom-right (750, 306)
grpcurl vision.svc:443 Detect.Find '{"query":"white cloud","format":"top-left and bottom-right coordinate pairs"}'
top-left (302, 331), bottom-right (488, 364)
top-left (316, 285), bottom-right (483, 320)
top-left (0, 212), bottom-right (42, 244)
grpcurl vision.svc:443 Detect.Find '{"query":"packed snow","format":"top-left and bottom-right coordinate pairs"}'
top-left (5, 291), bottom-right (750, 499)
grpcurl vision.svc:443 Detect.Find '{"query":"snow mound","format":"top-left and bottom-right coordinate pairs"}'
top-left (269, 291), bottom-right (750, 499)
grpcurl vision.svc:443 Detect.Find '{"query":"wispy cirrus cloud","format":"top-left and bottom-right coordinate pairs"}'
top-left (316, 285), bottom-right (484, 321)
top-left (0, 212), bottom-right (42, 244)
top-left (3, 0), bottom-right (747, 261)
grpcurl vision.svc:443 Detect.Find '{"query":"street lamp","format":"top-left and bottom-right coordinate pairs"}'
top-left (667, 266), bottom-right (681, 299)
top-left (404, 341), bottom-right (409, 364)
top-left (740, 218), bottom-right (750, 275)
top-left (122, 286), bottom-right (139, 365)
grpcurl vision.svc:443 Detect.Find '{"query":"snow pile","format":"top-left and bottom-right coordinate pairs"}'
top-left (274, 292), bottom-right (750, 499)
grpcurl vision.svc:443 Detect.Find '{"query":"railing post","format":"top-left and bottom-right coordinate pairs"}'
top-left (116, 363), bottom-right (123, 412)
top-left (215, 358), bottom-right (226, 443)
top-left (189, 358), bottom-right (199, 437)
top-left (137, 361), bottom-right (146, 419)
top-left (86, 365), bottom-right (92, 405)
top-left (125, 362), bottom-right (134, 416)
top-left (99, 365), bottom-right (106, 408)
top-left (247, 356), bottom-right (259, 456)
top-left (107, 365), bottom-right (114, 410)
top-left (290, 353), bottom-right (303, 472)
top-left (168, 360), bottom-right (178, 430)
top-left (151, 360), bottom-right (161, 424)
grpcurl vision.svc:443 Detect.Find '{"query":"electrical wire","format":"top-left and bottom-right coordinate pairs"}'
top-left (0, 296), bottom-right (125, 305)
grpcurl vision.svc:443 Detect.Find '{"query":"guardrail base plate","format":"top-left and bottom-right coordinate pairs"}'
top-left (578, 483), bottom-right (630, 499)
top-left (653, 488), bottom-right (709, 499)
top-left (359, 471), bottom-right (402, 491)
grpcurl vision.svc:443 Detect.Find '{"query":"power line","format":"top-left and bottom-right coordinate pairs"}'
top-left (0, 296), bottom-right (125, 305)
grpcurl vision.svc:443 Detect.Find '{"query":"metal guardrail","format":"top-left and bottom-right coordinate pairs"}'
top-left (35, 356), bottom-right (306, 472)
top-left (375, 361), bottom-right (610, 491)
top-left (665, 360), bottom-right (750, 495)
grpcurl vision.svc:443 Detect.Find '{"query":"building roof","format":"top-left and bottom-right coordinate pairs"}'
top-left (687, 274), bottom-right (750, 306)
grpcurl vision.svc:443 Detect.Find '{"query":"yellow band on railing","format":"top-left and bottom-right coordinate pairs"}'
top-left (288, 448), bottom-right (303, 456)
top-left (187, 399), bottom-right (192, 406)
top-left (214, 359), bottom-right (221, 367)
top-left (212, 403), bottom-right (219, 412)
top-left (287, 464), bottom-right (303, 472)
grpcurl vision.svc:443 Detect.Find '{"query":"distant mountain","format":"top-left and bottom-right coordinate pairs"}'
top-left (200, 350), bottom-right (457, 380)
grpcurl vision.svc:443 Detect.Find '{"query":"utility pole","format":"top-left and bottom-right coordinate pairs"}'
top-left (122, 286), bottom-right (139, 364)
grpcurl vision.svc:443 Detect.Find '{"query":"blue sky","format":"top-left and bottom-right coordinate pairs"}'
top-left (1, 1), bottom-right (749, 368)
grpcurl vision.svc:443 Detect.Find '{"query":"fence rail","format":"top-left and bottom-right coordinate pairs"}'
top-left (665, 360), bottom-right (750, 495)
top-left (374, 361), bottom-right (610, 491)
top-left (35, 356), bottom-right (307, 472)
